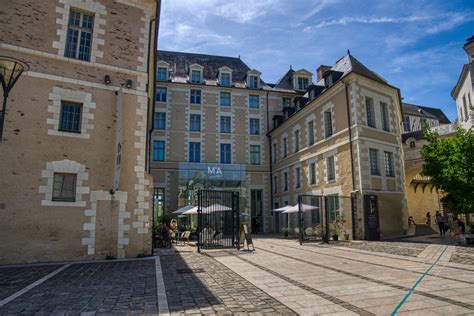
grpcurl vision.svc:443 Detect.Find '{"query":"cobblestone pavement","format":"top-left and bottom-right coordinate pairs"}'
top-left (330, 240), bottom-right (428, 257)
top-left (160, 251), bottom-right (296, 315)
top-left (1, 239), bottom-right (474, 315)
top-left (0, 265), bottom-right (59, 301)
top-left (0, 260), bottom-right (157, 315)
top-left (451, 246), bottom-right (474, 265)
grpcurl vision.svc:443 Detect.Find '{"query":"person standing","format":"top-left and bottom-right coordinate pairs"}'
top-left (436, 211), bottom-right (445, 237)
top-left (426, 212), bottom-right (432, 226)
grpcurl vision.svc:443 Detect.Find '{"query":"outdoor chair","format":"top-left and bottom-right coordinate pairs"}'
top-left (180, 230), bottom-right (191, 245)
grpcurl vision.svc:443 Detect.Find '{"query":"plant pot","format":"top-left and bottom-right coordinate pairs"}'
top-left (332, 235), bottom-right (339, 241)
top-left (344, 233), bottom-right (350, 241)
top-left (284, 233), bottom-right (288, 238)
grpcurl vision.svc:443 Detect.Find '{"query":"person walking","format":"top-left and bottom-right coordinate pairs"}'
top-left (426, 212), bottom-right (431, 226)
top-left (436, 211), bottom-right (445, 237)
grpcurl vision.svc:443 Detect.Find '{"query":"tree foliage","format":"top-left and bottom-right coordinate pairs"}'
top-left (421, 126), bottom-right (474, 213)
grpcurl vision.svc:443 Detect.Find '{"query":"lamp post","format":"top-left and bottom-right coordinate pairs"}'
top-left (0, 56), bottom-right (29, 141)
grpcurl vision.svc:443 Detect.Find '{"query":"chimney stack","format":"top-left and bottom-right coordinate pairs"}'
top-left (317, 65), bottom-right (331, 81)
top-left (464, 35), bottom-right (474, 63)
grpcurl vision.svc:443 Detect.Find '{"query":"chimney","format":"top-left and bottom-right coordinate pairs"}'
top-left (464, 35), bottom-right (474, 63)
top-left (317, 65), bottom-right (331, 81)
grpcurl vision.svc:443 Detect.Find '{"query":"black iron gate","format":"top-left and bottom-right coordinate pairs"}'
top-left (298, 194), bottom-right (356, 244)
top-left (298, 195), bottom-right (325, 244)
top-left (197, 190), bottom-right (240, 252)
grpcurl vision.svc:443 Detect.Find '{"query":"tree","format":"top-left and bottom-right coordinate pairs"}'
top-left (421, 126), bottom-right (474, 214)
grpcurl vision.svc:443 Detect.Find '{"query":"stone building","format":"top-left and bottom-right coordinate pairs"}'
top-left (401, 104), bottom-right (453, 224)
top-left (152, 51), bottom-right (408, 238)
top-left (270, 54), bottom-right (407, 239)
top-left (0, 0), bottom-right (159, 264)
top-left (452, 35), bottom-right (474, 130)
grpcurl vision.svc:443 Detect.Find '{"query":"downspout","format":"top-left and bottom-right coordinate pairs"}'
top-left (266, 90), bottom-right (274, 233)
top-left (342, 79), bottom-right (357, 239)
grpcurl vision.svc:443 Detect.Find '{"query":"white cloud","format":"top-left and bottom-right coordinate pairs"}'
top-left (303, 15), bottom-right (432, 32)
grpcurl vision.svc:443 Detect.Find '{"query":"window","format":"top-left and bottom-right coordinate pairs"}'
top-left (189, 114), bottom-right (201, 131)
top-left (310, 162), bottom-right (316, 185)
top-left (282, 97), bottom-right (291, 109)
top-left (220, 116), bottom-right (231, 133)
top-left (369, 148), bottom-right (380, 175)
top-left (366, 97), bottom-right (376, 128)
top-left (65, 9), bottom-right (94, 61)
top-left (250, 145), bottom-right (261, 165)
top-left (248, 75), bottom-right (258, 89)
top-left (220, 144), bottom-right (231, 164)
top-left (220, 92), bottom-right (231, 106)
top-left (327, 195), bottom-right (340, 221)
top-left (283, 137), bottom-right (288, 158)
top-left (327, 156), bottom-right (335, 181)
top-left (154, 112), bottom-right (166, 130)
top-left (295, 167), bottom-right (301, 188)
top-left (189, 142), bottom-right (200, 163)
top-left (273, 175), bottom-right (278, 193)
top-left (59, 101), bottom-right (82, 133)
top-left (297, 77), bottom-right (309, 90)
top-left (156, 87), bottom-right (167, 102)
top-left (153, 140), bottom-right (165, 161)
top-left (249, 95), bottom-right (259, 109)
top-left (284, 172), bottom-right (288, 191)
top-left (384, 151), bottom-right (394, 177)
top-left (190, 89), bottom-right (201, 104)
top-left (324, 111), bottom-right (333, 138)
top-left (157, 67), bottom-right (168, 81)
top-left (403, 115), bottom-right (411, 132)
top-left (52, 173), bottom-right (77, 202)
top-left (463, 95), bottom-right (469, 122)
top-left (294, 130), bottom-right (300, 152)
top-left (249, 118), bottom-right (260, 135)
top-left (380, 102), bottom-right (389, 131)
top-left (272, 143), bottom-right (277, 162)
top-left (220, 73), bottom-right (231, 86)
top-left (409, 141), bottom-right (416, 148)
top-left (191, 70), bottom-right (201, 83)
top-left (308, 120), bottom-right (315, 146)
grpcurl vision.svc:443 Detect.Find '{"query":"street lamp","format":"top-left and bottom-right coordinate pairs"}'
top-left (0, 56), bottom-right (29, 141)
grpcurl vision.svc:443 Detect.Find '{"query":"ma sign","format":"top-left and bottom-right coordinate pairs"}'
top-left (208, 166), bottom-right (223, 176)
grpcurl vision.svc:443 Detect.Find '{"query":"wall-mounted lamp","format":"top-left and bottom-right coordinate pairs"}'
top-left (104, 75), bottom-right (111, 84)
top-left (125, 79), bottom-right (133, 89)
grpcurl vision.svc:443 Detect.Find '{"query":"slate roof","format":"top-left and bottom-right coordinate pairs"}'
top-left (157, 50), bottom-right (254, 85)
top-left (402, 103), bottom-right (450, 124)
top-left (273, 69), bottom-right (295, 90)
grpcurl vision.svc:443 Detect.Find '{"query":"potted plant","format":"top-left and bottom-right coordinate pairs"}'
top-left (344, 230), bottom-right (350, 241)
top-left (330, 214), bottom-right (346, 241)
top-left (281, 227), bottom-right (289, 238)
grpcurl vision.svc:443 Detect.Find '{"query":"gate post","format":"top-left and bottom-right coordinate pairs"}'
top-left (298, 195), bottom-right (303, 245)
top-left (197, 190), bottom-right (202, 253)
top-left (323, 196), bottom-right (329, 243)
top-left (235, 192), bottom-right (240, 249)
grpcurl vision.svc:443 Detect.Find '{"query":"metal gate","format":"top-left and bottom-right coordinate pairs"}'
top-left (197, 190), bottom-right (240, 251)
top-left (298, 194), bottom-right (356, 244)
top-left (298, 195), bottom-right (325, 244)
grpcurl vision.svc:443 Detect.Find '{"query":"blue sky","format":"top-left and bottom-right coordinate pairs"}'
top-left (158, 0), bottom-right (474, 121)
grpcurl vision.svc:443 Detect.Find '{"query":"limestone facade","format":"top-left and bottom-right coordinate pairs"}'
top-left (0, 0), bottom-right (158, 264)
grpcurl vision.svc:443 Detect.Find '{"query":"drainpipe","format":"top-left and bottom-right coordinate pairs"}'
top-left (266, 90), bottom-right (274, 233)
top-left (342, 79), bottom-right (357, 239)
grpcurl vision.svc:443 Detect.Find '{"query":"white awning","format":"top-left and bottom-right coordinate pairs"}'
top-left (282, 203), bottom-right (319, 214)
top-left (272, 205), bottom-right (293, 212)
top-left (173, 205), bottom-right (196, 214)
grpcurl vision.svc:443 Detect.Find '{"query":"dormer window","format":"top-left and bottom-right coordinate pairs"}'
top-left (157, 67), bottom-right (168, 81)
top-left (325, 75), bottom-right (333, 87)
top-left (191, 70), bottom-right (202, 83)
top-left (218, 67), bottom-right (233, 86)
top-left (297, 77), bottom-right (309, 90)
top-left (249, 76), bottom-right (258, 89)
top-left (220, 73), bottom-right (231, 86)
top-left (189, 64), bottom-right (204, 84)
top-left (247, 69), bottom-right (261, 89)
top-left (156, 61), bottom-right (170, 81)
